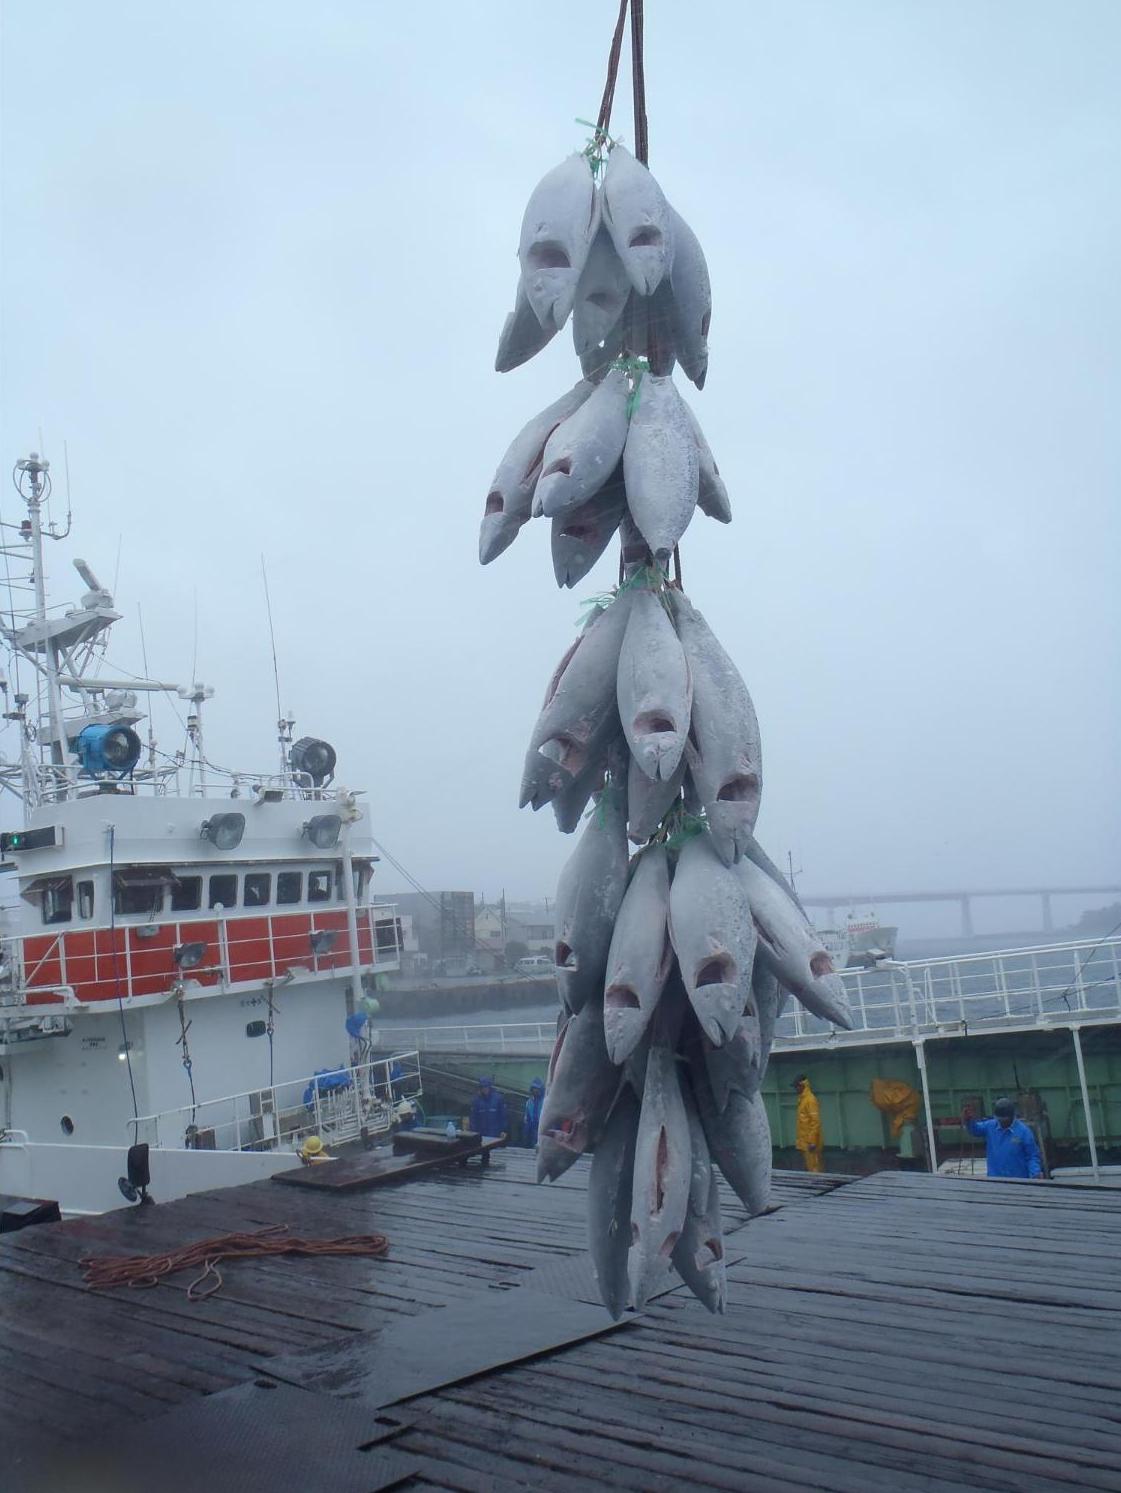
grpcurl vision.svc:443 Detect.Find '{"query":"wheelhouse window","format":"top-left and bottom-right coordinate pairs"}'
top-left (277, 871), bottom-right (302, 905)
top-left (307, 870), bottom-right (331, 903)
top-left (112, 868), bottom-right (170, 917)
top-left (171, 875), bottom-right (202, 912)
top-left (208, 873), bottom-right (238, 910)
top-left (244, 872), bottom-right (271, 907)
top-left (77, 880), bottom-right (95, 919)
top-left (41, 876), bottom-right (73, 925)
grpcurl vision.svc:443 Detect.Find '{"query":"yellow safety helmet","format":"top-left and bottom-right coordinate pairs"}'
top-left (301, 1135), bottom-right (325, 1156)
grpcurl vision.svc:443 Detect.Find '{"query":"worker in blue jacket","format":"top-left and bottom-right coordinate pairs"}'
top-left (962, 1097), bottom-right (1044, 1179)
top-left (521, 1077), bottom-right (545, 1148)
top-left (469, 1076), bottom-right (507, 1166)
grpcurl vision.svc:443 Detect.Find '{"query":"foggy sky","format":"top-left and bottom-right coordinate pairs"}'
top-left (2, 1), bottom-right (1118, 936)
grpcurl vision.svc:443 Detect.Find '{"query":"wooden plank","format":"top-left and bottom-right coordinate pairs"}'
top-left (259, 1288), bottom-right (632, 1406)
top-left (273, 1137), bottom-right (504, 1191)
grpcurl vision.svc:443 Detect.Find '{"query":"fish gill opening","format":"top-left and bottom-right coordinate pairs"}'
top-left (655, 1126), bottom-right (669, 1213)
top-left (556, 941), bottom-right (578, 970)
top-left (635, 710), bottom-right (676, 737)
top-left (696, 953), bottom-right (734, 987)
top-left (716, 773), bottom-right (758, 802)
top-left (810, 952), bottom-right (834, 977)
top-left (543, 456), bottom-right (573, 479)
top-left (527, 241), bottom-right (571, 270)
top-left (484, 492), bottom-right (504, 515)
top-left (605, 983), bottom-right (641, 1009)
top-left (628, 226), bottom-right (663, 249)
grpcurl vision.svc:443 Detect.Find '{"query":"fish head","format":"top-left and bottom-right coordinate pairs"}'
top-left (705, 776), bottom-right (761, 867)
top-left (519, 749), bottom-right (573, 811)
top-left (478, 506), bottom-right (525, 565)
top-left (523, 244), bottom-right (580, 331)
top-left (810, 968), bottom-right (855, 1030)
top-left (536, 461), bottom-right (581, 518)
top-left (629, 708), bottom-right (687, 783)
top-left (687, 975), bottom-right (743, 1047)
top-left (681, 1232), bottom-right (727, 1315)
top-left (603, 978), bottom-right (645, 1065)
top-left (621, 217), bottom-right (671, 297)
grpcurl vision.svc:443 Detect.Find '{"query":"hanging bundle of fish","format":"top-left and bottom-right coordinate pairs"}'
top-left (481, 139), bottom-right (854, 1318)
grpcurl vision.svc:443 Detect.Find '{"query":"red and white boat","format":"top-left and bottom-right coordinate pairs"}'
top-left (0, 453), bottom-right (417, 1182)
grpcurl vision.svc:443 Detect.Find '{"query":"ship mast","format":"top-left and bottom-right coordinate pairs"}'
top-left (15, 454), bottom-right (67, 770)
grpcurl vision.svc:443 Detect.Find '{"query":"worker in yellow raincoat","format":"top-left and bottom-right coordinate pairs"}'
top-left (794, 1074), bottom-right (824, 1173)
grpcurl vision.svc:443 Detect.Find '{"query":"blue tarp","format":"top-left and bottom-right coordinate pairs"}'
top-left (302, 1066), bottom-right (352, 1110)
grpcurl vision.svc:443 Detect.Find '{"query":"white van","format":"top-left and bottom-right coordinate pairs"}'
top-left (515, 954), bottom-right (554, 975)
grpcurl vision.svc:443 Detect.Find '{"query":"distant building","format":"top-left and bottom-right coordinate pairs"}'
top-left (389, 891), bottom-right (476, 962)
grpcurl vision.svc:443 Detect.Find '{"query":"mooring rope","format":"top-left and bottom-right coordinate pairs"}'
top-left (80, 1222), bottom-right (390, 1301)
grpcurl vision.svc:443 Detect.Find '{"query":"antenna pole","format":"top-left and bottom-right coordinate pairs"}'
top-left (260, 557), bottom-right (288, 777)
top-left (20, 455), bottom-right (66, 772)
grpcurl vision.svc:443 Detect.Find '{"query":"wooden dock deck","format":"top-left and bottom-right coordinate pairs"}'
top-left (2, 1151), bottom-right (1119, 1490)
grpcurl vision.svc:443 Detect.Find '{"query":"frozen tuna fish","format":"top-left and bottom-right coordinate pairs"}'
top-left (617, 586), bottom-right (693, 781)
top-left (480, 381), bottom-right (594, 565)
top-left (601, 145), bottom-right (674, 296)
top-left (551, 463), bottom-right (627, 588)
top-left (666, 207), bottom-right (711, 389)
top-left (629, 1036), bottom-right (691, 1309)
top-left (692, 1065), bottom-right (772, 1217)
top-left (668, 590), bottom-right (761, 866)
top-left (603, 843), bottom-right (673, 1064)
top-left (681, 400), bottom-right (732, 525)
top-left (623, 374), bottom-right (699, 563)
top-left (518, 154), bottom-right (599, 330)
top-left (495, 279), bottom-right (558, 373)
top-left (626, 751), bottom-right (685, 845)
top-left (587, 1086), bottom-right (640, 1319)
top-left (537, 999), bottom-right (622, 1181)
top-left (737, 856), bottom-right (854, 1029)
top-left (553, 778), bottom-right (630, 1014)
top-left (753, 961), bottom-right (782, 1073)
top-left (669, 831), bottom-right (757, 1046)
top-left (550, 735), bottom-right (614, 834)
top-left (671, 1094), bottom-right (726, 1313)
top-left (520, 591), bottom-right (633, 807)
top-left (572, 226), bottom-right (632, 360)
top-left (537, 368), bottom-right (631, 519)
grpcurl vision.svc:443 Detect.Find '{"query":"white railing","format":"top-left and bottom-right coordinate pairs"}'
top-left (778, 937), bottom-right (1121, 1046)
top-left (368, 938), bottom-right (1121, 1056)
top-left (371, 1022), bottom-right (557, 1054)
top-left (127, 1048), bottom-right (423, 1153)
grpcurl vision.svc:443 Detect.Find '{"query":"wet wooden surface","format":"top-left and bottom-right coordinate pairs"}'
top-left (2, 1150), bottom-right (1118, 1491)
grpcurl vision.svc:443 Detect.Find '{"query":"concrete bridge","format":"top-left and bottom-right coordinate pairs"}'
top-left (798, 885), bottom-right (1121, 938)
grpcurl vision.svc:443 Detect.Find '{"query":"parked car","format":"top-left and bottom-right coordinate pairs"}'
top-left (514, 954), bottom-right (554, 975)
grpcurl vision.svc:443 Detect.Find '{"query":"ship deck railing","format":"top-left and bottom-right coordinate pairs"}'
top-left (128, 1048), bottom-right (424, 1154)
top-left (372, 936), bottom-right (1121, 1057)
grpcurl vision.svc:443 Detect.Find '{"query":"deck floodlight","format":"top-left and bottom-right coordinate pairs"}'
top-left (302, 813), bottom-right (341, 850)
top-left (174, 941), bottom-right (207, 970)
top-left (201, 812), bottom-right (245, 850)
top-left (310, 929), bottom-right (338, 955)
top-left (289, 736), bottom-right (337, 787)
top-left (75, 723), bottom-right (142, 778)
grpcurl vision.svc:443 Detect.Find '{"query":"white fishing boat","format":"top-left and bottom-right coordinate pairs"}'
top-left (0, 453), bottom-right (420, 1202)
top-left (817, 908), bottom-right (898, 969)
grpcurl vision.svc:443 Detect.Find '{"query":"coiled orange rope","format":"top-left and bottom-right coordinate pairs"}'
top-left (80, 1223), bottom-right (390, 1301)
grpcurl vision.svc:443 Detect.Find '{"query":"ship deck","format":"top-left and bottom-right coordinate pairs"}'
top-left (3, 1152), bottom-right (1121, 1491)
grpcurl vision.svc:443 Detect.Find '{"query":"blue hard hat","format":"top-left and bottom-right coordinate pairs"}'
top-left (478, 1075), bottom-right (493, 1087)
top-left (530, 1077), bottom-right (544, 1092)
